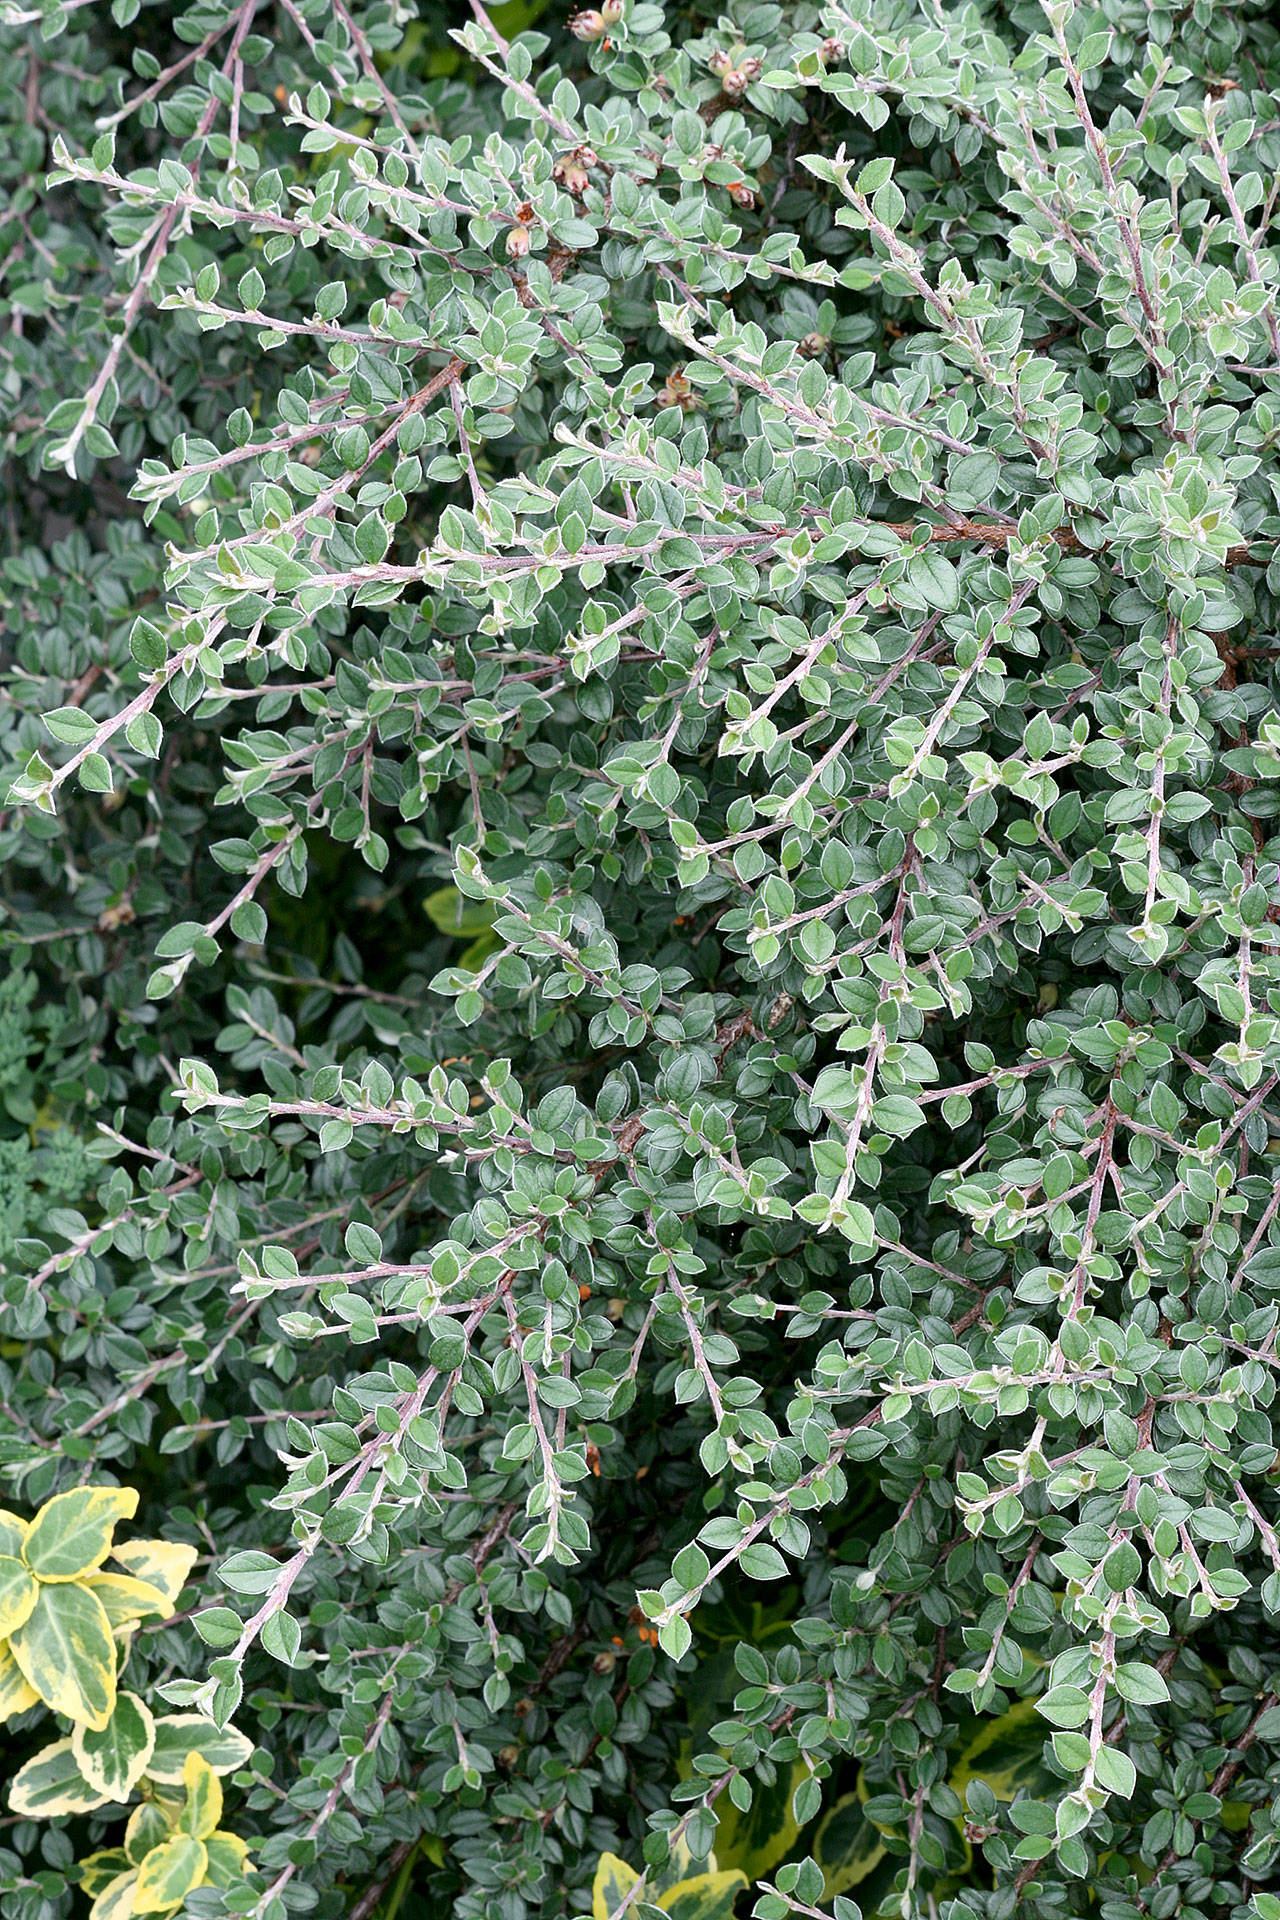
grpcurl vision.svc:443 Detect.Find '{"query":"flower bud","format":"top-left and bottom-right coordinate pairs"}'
top-left (819, 37), bottom-right (845, 65)
top-left (739, 56), bottom-right (761, 80)
top-left (569, 8), bottom-right (606, 39)
top-left (708, 48), bottom-right (732, 76)
top-left (506, 224), bottom-right (531, 258)
top-left (730, 182), bottom-right (757, 208)
top-left (600, 0), bottom-right (624, 22)
top-left (799, 331), bottom-right (828, 356)
top-left (721, 68), bottom-right (749, 97)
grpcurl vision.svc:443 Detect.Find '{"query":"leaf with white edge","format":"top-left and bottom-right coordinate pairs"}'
top-left (90, 1870), bottom-right (142, 1920)
top-left (9, 1580), bottom-right (118, 1729)
top-left (0, 1553), bottom-right (38, 1636)
top-left (111, 1540), bottom-right (198, 1608)
top-left (73, 1690), bottom-right (156, 1798)
top-left (21, 1486), bottom-right (138, 1582)
top-left (592, 1852), bottom-right (639, 1920)
top-left (0, 1639), bottom-right (40, 1722)
top-left (178, 1751), bottom-right (222, 1839)
top-left (8, 1738), bottom-right (117, 1817)
top-left (145, 1714), bottom-right (253, 1783)
top-left (79, 1850), bottom-right (132, 1897)
top-left (133, 1834), bottom-right (208, 1913)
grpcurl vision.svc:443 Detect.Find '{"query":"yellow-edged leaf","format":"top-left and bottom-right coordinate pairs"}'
top-left (8, 1738), bottom-right (117, 1816)
top-left (812, 1790), bottom-right (888, 1897)
top-left (125, 1801), bottom-right (173, 1867)
top-left (179, 1752), bottom-right (222, 1839)
top-left (423, 885), bottom-right (495, 938)
top-left (110, 1541), bottom-right (198, 1609)
top-left (204, 1831), bottom-right (251, 1887)
top-left (0, 1553), bottom-right (38, 1636)
top-left (86, 1572), bottom-right (172, 1628)
top-left (0, 1634), bottom-right (40, 1721)
top-left (592, 1852), bottom-right (639, 1920)
top-left (79, 1850), bottom-right (133, 1896)
top-left (21, 1486), bottom-right (139, 1583)
top-left (950, 1697), bottom-right (1056, 1805)
top-left (660, 1835), bottom-right (713, 1889)
top-left (73, 1690), bottom-right (156, 1798)
top-left (9, 1580), bottom-right (118, 1729)
top-left (133, 1834), bottom-right (207, 1913)
top-left (711, 1757), bottom-right (806, 1882)
top-left (0, 1510), bottom-right (28, 1556)
top-left (659, 1870), bottom-right (748, 1920)
top-left (145, 1714), bottom-right (253, 1783)
top-left (90, 1868), bottom-right (142, 1920)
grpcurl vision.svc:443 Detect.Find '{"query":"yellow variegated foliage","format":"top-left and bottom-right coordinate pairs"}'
top-left (591, 1850), bottom-right (748, 1920)
top-left (21, 1488), bottom-right (139, 1583)
top-left (0, 1636), bottom-right (39, 1722)
top-left (86, 1573), bottom-right (171, 1631)
top-left (0, 1511), bottom-right (28, 1557)
top-left (9, 1739), bottom-right (118, 1818)
top-left (178, 1753), bottom-right (222, 1840)
top-left (89, 1869), bottom-right (142, 1920)
top-left (73, 1692), bottom-right (156, 1800)
top-left (9, 1580), bottom-right (118, 1730)
top-left (0, 1486), bottom-right (156, 1731)
top-left (133, 1833), bottom-right (208, 1914)
top-left (109, 1541), bottom-right (197, 1610)
top-left (78, 1849), bottom-right (132, 1897)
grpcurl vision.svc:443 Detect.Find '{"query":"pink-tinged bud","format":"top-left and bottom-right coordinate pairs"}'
top-left (708, 48), bottom-right (732, 76)
top-left (600, 0), bottom-right (624, 22)
top-left (721, 68), bottom-right (749, 97)
top-left (569, 8), bottom-right (606, 39)
top-left (506, 224), bottom-right (531, 258)
top-left (563, 164), bottom-right (590, 197)
top-left (739, 56), bottom-right (761, 79)
top-left (577, 146), bottom-right (598, 168)
top-left (799, 331), bottom-right (828, 356)
top-left (819, 37), bottom-right (844, 65)
top-left (730, 182), bottom-right (757, 208)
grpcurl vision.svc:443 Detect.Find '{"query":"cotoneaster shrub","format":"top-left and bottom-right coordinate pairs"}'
top-left (7, 0), bottom-right (1280, 1917)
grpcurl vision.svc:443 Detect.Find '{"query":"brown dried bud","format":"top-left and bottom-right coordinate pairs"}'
top-left (506, 224), bottom-right (531, 259)
top-left (592, 1649), bottom-right (617, 1675)
top-left (569, 8), bottom-right (606, 39)
top-left (498, 1745), bottom-right (521, 1769)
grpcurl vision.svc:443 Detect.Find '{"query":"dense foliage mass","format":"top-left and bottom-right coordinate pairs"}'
top-left (11, 0), bottom-right (1280, 1916)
